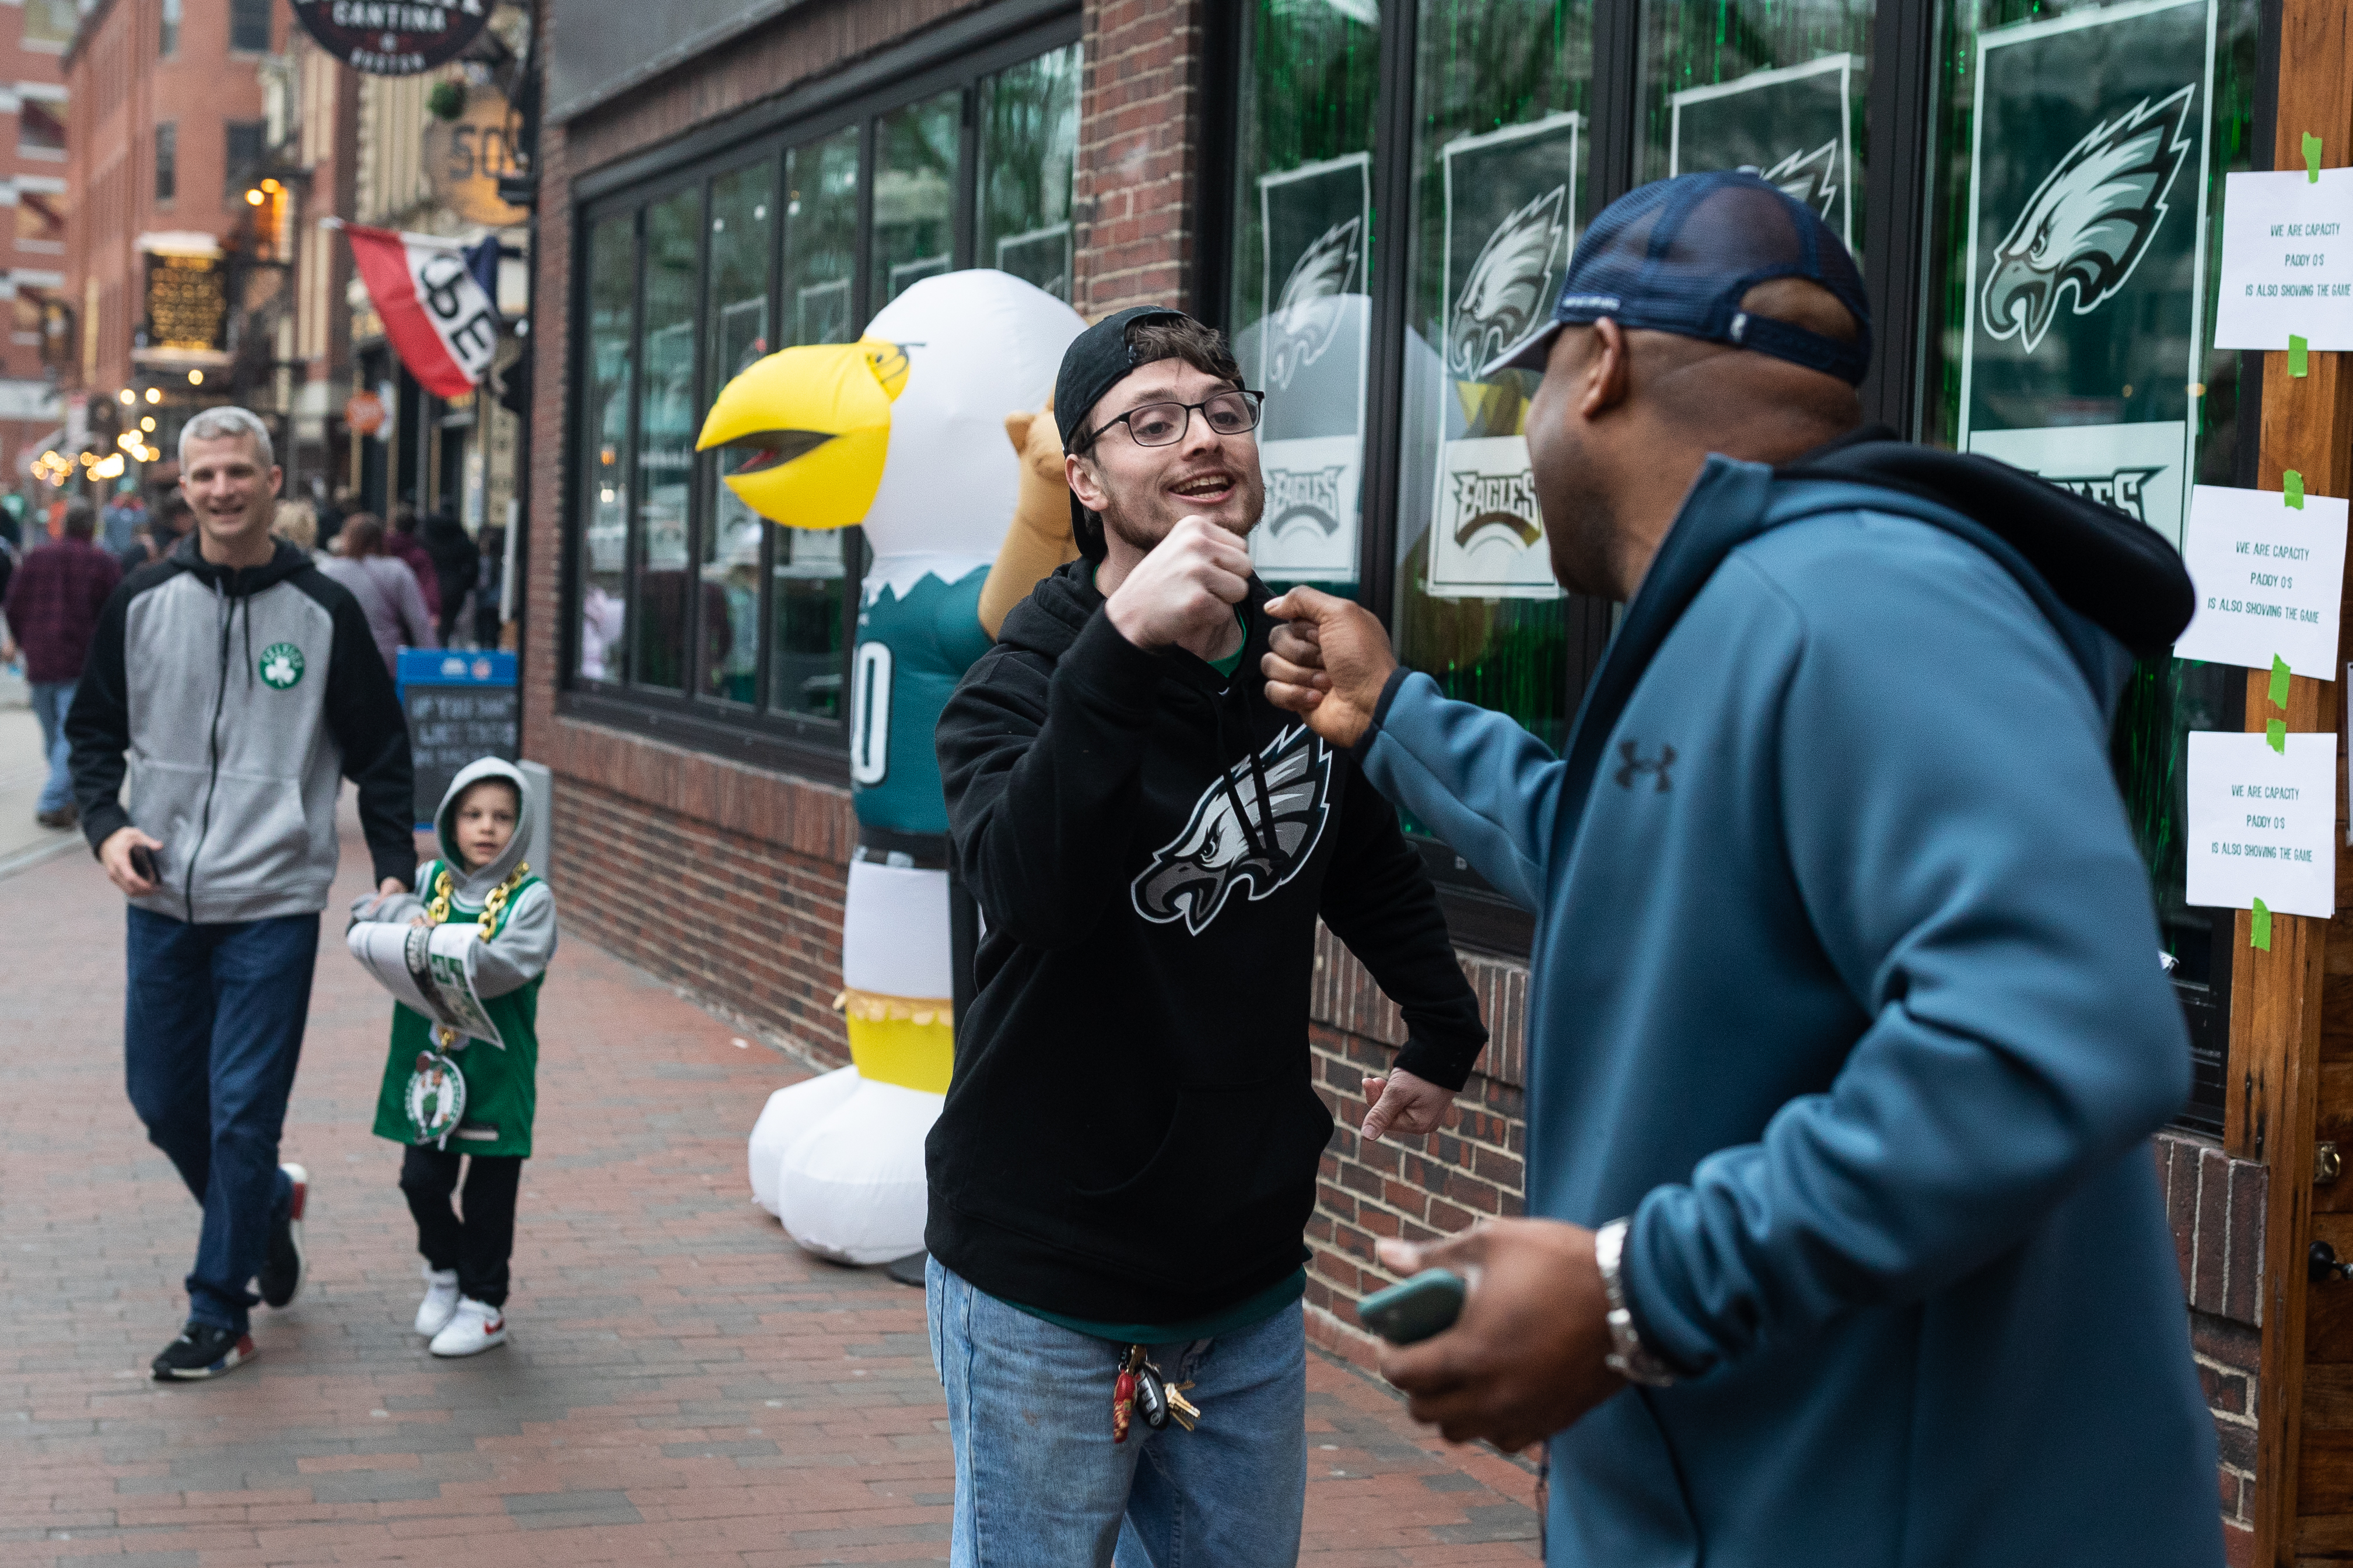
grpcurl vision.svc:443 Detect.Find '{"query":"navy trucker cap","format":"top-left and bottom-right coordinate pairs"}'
top-left (1488, 170), bottom-right (1873, 385)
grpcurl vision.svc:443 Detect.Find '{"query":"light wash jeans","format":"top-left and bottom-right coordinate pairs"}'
top-left (927, 1257), bottom-right (1307, 1568)
top-left (28, 678), bottom-right (73, 813)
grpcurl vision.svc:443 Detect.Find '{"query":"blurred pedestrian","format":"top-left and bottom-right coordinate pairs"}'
top-left (272, 499), bottom-right (319, 556)
top-left (100, 489), bottom-right (146, 554)
top-left (387, 505), bottom-right (443, 625)
top-left (68, 405), bottom-right (415, 1382)
top-left (320, 513), bottom-right (437, 676)
top-left (1262, 172), bottom-right (2218, 1566)
top-left (2, 494), bottom-right (117, 827)
top-left (120, 494), bottom-right (196, 574)
top-left (419, 509), bottom-right (479, 646)
top-left (473, 524), bottom-right (506, 648)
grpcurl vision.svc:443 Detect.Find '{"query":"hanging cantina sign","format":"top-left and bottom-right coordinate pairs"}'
top-left (289, 1), bottom-right (491, 76)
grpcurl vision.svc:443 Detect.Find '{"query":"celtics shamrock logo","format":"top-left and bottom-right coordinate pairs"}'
top-left (258, 642), bottom-right (304, 689)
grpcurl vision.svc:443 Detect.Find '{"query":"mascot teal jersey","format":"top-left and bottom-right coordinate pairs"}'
top-left (699, 269), bottom-right (1084, 1265)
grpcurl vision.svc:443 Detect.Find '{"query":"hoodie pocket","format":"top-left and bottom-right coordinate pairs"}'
top-left (185, 769), bottom-right (316, 906)
top-left (127, 755), bottom-right (209, 885)
top-left (1065, 1080), bottom-right (1333, 1247)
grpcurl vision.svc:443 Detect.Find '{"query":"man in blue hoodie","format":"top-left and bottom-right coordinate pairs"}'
top-left (1262, 172), bottom-right (2220, 1566)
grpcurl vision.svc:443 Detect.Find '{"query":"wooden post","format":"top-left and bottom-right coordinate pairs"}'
top-left (2239, 4), bottom-right (2353, 1559)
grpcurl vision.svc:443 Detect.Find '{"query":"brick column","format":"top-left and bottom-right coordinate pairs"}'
top-left (1072, 0), bottom-right (1208, 319)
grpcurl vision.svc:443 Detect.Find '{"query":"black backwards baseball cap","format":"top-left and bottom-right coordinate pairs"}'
top-left (1488, 170), bottom-right (1873, 386)
top-left (1055, 304), bottom-right (1193, 562)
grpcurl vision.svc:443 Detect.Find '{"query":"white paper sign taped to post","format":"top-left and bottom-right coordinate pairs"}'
top-left (346, 922), bottom-right (506, 1050)
top-left (2186, 729), bottom-right (2337, 918)
top-left (2212, 168), bottom-right (2353, 349)
top-left (2173, 483), bottom-right (2348, 673)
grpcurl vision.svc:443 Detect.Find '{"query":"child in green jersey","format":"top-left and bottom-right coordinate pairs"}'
top-left (349, 757), bottom-right (556, 1357)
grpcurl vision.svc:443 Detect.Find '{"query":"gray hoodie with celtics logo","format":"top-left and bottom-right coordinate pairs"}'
top-left (67, 533), bottom-right (416, 924)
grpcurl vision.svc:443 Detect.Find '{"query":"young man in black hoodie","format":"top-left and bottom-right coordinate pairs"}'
top-left (928, 310), bottom-right (1488, 1565)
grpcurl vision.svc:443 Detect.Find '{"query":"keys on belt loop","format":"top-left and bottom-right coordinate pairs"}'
top-left (1112, 1342), bottom-right (1201, 1441)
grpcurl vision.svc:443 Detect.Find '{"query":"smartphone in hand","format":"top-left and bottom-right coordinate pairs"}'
top-left (128, 844), bottom-right (159, 884)
top-left (1358, 1268), bottom-right (1466, 1345)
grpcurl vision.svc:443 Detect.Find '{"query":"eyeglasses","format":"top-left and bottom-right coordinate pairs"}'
top-left (1080, 389), bottom-right (1266, 450)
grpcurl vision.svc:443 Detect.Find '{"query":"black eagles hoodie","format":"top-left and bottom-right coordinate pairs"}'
top-left (929, 559), bottom-right (1489, 1324)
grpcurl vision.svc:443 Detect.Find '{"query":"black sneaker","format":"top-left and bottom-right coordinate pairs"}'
top-left (259, 1163), bottom-right (307, 1309)
top-left (151, 1323), bottom-right (255, 1380)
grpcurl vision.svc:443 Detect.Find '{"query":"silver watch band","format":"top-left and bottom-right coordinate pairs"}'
top-left (1594, 1216), bottom-right (1676, 1388)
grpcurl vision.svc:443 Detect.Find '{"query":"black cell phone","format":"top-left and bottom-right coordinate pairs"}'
top-left (1358, 1268), bottom-right (1466, 1345)
top-left (129, 844), bottom-right (159, 883)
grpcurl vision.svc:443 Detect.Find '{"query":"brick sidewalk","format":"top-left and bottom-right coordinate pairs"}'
top-left (2, 816), bottom-right (1539, 1566)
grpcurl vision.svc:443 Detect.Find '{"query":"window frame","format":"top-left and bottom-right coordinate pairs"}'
top-left (557, 5), bottom-right (1081, 777)
top-left (154, 121), bottom-right (176, 204)
top-left (227, 0), bottom-right (271, 54)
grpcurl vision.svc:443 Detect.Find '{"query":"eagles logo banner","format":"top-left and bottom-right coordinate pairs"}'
top-left (1960, 0), bottom-right (2217, 552)
top-left (1240, 154), bottom-right (1371, 584)
top-left (1428, 114), bottom-right (1580, 601)
top-left (1669, 54), bottom-right (1864, 249)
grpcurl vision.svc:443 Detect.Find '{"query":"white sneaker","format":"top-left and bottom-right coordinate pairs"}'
top-left (413, 1268), bottom-right (460, 1337)
top-left (428, 1296), bottom-right (507, 1357)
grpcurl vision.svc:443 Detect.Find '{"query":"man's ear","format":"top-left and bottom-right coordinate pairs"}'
top-left (1579, 318), bottom-right (1634, 420)
top-left (1065, 452), bottom-right (1109, 513)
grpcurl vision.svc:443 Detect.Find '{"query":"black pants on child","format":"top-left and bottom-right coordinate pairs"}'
top-left (400, 1145), bottom-right (523, 1308)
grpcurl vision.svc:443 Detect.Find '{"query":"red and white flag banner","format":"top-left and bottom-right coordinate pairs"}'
top-left (340, 222), bottom-right (498, 399)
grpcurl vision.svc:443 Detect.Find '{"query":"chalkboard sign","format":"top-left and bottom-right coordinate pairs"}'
top-left (397, 650), bottom-right (519, 830)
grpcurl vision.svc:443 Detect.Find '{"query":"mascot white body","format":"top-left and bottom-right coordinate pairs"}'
top-left (705, 271), bottom-right (1084, 1264)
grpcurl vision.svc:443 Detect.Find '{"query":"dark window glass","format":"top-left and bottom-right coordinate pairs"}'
top-left (701, 162), bottom-right (775, 706)
top-left (229, 0), bottom-right (269, 52)
top-left (632, 189), bottom-right (701, 693)
top-left (772, 129), bottom-right (860, 721)
top-left (1226, 0), bottom-right (1378, 598)
top-left (18, 97), bottom-right (64, 156)
top-left (873, 91), bottom-right (960, 308)
top-left (159, 0), bottom-right (181, 55)
top-left (224, 121), bottom-right (264, 198)
top-left (577, 215), bottom-right (635, 685)
top-left (1395, 0), bottom-right (1598, 765)
top-left (155, 122), bottom-right (176, 202)
top-left (978, 45), bottom-right (1080, 300)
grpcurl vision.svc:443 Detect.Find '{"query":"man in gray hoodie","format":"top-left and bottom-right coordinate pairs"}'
top-left (68, 406), bottom-right (416, 1380)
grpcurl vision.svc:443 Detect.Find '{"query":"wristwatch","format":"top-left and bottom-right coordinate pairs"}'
top-left (1594, 1217), bottom-right (1678, 1388)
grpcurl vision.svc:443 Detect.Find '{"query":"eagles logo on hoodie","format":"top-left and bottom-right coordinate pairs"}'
top-left (1132, 724), bottom-right (1335, 935)
top-left (1980, 85), bottom-right (2197, 353)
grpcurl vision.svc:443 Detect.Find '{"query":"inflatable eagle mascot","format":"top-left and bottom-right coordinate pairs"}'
top-left (697, 269), bottom-right (1084, 1265)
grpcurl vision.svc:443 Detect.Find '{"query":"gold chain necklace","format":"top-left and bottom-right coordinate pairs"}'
top-left (423, 862), bottom-right (530, 938)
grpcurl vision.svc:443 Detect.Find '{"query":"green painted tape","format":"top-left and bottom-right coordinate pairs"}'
top-left (2287, 468), bottom-right (2306, 508)
top-left (2292, 334), bottom-right (2310, 376)
top-left (2308, 132), bottom-right (2324, 181)
top-left (2268, 716), bottom-right (2288, 752)
top-left (2253, 896), bottom-right (2273, 950)
top-left (2273, 653), bottom-right (2293, 708)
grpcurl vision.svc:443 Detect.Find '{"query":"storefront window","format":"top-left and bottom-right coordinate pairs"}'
top-left (979, 44), bottom-right (1080, 299)
top-left (1918, 0), bottom-right (2262, 1127)
top-left (1226, 0), bottom-right (1379, 598)
top-left (576, 215), bottom-right (633, 685)
top-left (701, 163), bottom-right (773, 706)
top-left (1638, 1), bottom-right (1875, 258)
top-left (1395, 0), bottom-right (1597, 758)
top-left (774, 128), bottom-right (863, 721)
top-left (874, 92), bottom-right (960, 308)
top-left (566, 28), bottom-right (1081, 748)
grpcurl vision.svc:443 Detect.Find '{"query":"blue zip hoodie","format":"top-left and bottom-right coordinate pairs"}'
top-left (1357, 438), bottom-right (2219, 1566)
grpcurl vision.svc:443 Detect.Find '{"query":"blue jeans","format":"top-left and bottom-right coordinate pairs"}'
top-left (124, 907), bottom-right (315, 1334)
top-left (28, 678), bottom-right (74, 813)
top-left (927, 1258), bottom-right (1307, 1568)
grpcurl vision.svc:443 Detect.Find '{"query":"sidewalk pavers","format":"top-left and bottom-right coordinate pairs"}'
top-left (1, 812), bottom-right (1539, 1565)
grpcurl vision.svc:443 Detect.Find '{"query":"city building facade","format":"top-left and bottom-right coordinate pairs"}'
top-left (0, 0), bottom-right (76, 494)
top-left (525, 0), bottom-right (2339, 1559)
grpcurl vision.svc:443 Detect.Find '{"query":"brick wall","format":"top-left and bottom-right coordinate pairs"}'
top-left (1071, 0), bottom-right (1207, 317)
top-left (2156, 1132), bottom-right (2268, 1563)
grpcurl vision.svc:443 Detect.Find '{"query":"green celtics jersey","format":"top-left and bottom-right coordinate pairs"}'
top-left (372, 859), bottom-right (545, 1157)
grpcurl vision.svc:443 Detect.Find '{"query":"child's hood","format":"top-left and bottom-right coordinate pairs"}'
top-left (433, 756), bottom-right (534, 903)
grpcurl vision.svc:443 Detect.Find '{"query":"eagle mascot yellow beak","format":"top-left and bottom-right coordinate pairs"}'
top-left (695, 337), bottom-right (909, 531)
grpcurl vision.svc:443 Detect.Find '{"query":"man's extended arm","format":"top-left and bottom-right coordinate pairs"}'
top-left (937, 613), bottom-right (1167, 949)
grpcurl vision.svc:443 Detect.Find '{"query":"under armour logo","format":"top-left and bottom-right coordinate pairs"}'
top-left (1614, 740), bottom-right (1675, 792)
